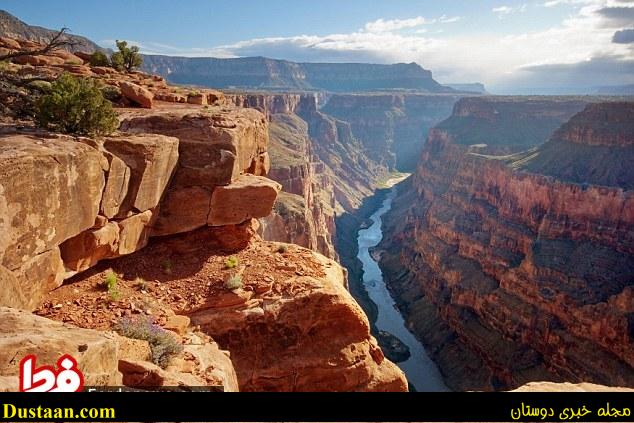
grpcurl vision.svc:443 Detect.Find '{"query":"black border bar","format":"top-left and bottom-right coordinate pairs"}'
top-left (0, 392), bottom-right (633, 422)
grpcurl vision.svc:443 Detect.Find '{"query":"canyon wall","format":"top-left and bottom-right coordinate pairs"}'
top-left (224, 92), bottom-right (390, 258)
top-left (379, 99), bottom-right (634, 390)
top-left (142, 55), bottom-right (451, 93)
top-left (321, 93), bottom-right (462, 170)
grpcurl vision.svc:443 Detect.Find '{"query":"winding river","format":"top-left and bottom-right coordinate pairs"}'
top-left (357, 183), bottom-right (449, 392)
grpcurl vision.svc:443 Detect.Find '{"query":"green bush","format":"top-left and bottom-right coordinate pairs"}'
top-left (100, 85), bottom-right (121, 102)
top-left (224, 274), bottom-right (243, 290)
top-left (224, 256), bottom-right (239, 269)
top-left (35, 73), bottom-right (118, 136)
top-left (89, 51), bottom-right (110, 67)
top-left (110, 40), bottom-right (142, 72)
top-left (277, 244), bottom-right (289, 254)
top-left (103, 270), bottom-right (120, 301)
top-left (115, 316), bottom-right (183, 368)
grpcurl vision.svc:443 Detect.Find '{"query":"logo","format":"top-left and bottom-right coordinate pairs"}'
top-left (19, 354), bottom-right (84, 392)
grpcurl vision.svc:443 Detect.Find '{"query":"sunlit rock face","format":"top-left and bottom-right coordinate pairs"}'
top-left (379, 99), bottom-right (634, 391)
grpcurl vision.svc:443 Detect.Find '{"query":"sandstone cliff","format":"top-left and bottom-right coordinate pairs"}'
top-left (223, 92), bottom-right (393, 259)
top-left (0, 36), bottom-right (407, 392)
top-left (379, 100), bottom-right (634, 390)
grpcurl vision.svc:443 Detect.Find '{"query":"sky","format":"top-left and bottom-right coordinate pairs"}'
top-left (4, 0), bottom-right (634, 93)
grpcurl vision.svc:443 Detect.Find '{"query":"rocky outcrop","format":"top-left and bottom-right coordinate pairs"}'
top-left (379, 101), bottom-right (634, 391)
top-left (321, 93), bottom-right (462, 170)
top-left (118, 106), bottom-right (277, 237)
top-left (0, 103), bottom-right (279, 310)
top-left (119, 81), bottom-right (154, 109)
top-left (0, 307), bottom-right (122, 388)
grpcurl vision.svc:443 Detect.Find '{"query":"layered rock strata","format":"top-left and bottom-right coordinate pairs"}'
top-left (321, 93), bottom-right (462, 170)
top-left (0, 103), bottom-right (279, 311)
top-left (379, 101), bottom-right (634, 390)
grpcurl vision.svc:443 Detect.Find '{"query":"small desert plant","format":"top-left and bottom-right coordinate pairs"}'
top-left (188, 90), bottom-right (200, 96)
top-left (89, 51), bottom-right (110, 67)
top-left (0, 60), bottom-right (10, 72)
top-left (135, 277), bottom-right (148, 291)
top-left (224, 256), bottom-right (239, 269)
top-left (35, 73), bottom-right (118, 136)
top-left (115, 316), bottom-right (183, 368)
top-left (162, 259), bottom-right (173, 274)
top-left (103, 270), bottom-right (120, 301)
top-left (277, 245), bottom-right (289, 254)
top-left (223, 274), bottom-right (243, 290)
top-left (110, 40), bottom-right (142, 72)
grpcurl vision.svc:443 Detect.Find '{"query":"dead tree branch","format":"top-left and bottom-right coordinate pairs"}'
top-left (0, 28), bottom-right (78, 61)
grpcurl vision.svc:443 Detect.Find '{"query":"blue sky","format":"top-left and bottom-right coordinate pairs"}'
top-left (4, 0), bottom-right (634, 92)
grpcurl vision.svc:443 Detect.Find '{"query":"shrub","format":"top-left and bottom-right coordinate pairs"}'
top-left (103, 270), bottom-right (120, 301)
top-left (277, 245), bottom-right (289, 254)
top-left (115, 316), bottom-right (183, 368)
top-left (26, 80), bottom-right (52, 93)
top-left (224, 256), bottom-right (239, 269)
top-left (100, 85), bottom-right (121, 102)
top-left (35, 73), bottom-right (118, 136)
top-left (89, 51), bottom-right (110, 67)
top-left (224, 274), bottom-right (243, 290)
top-left (110, 40), bottom-right (142, 72)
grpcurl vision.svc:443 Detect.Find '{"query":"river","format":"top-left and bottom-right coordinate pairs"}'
top-left (356, 182), bottom-right (449, 391)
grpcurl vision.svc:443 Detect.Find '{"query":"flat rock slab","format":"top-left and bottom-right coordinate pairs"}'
top-left (208, 174), bottom-right (281, 226)
top-left (0, 307), bottom-right (122, 388)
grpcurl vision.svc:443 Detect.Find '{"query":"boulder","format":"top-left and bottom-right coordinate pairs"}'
top-left (92, 66), bottom-right (114, 76)
top-left (0, 135), bottom-right (105, 272)
top-left (152, 187), bottom-right (212, 237)
top-left (103, 135), bottom-right (179, 217)
top-left (60, 209), bottom-right (154, 274)
top-left (12, 248), bottom-right (65, 310)
top-left (187, 93), bottom-right (207, 105)
top-left (0, 37), bottom-right (21, 50)
top-left (12, 54), bottom-right (65, 66)
top-left (119, 108), bottom-right (269, 187)
top-left (208, 175), bottom-right (281, 226)
top-left (117, 210), bottom-right (154, 255)
top-left (0, 307), bottom-right (122, 388)
top-left (60, 222), bottom-right (120, 273)
top-left (100, 153), bottom-right (131, 219)
top-left (119, 81), bottom-right (154, 109)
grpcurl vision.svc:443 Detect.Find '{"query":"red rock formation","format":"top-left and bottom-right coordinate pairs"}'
top-left (379, 101), bottom-right (634, 390)
top-left (321, 93), bottom-right (462, 170)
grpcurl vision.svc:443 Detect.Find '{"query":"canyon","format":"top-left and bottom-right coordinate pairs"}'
top-left (379, 98), bottom-right (634, 391)
top-left (1, 9), bottom-right (633, 394)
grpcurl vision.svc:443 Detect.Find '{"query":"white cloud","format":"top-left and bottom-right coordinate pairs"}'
top-left (128, 4), bottom-right (633, 92)
top-left (362, 15), bottom-right (460, 32)
top-left (492, 4), bottom-right (527, 18)
top-left (364, 17), bottom-right (429, 32)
